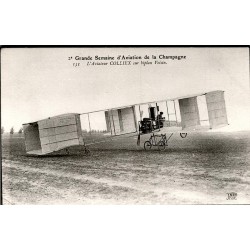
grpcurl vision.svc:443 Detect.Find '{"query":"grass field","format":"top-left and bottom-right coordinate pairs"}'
top-left (2, 131), bottom-right (250, 204)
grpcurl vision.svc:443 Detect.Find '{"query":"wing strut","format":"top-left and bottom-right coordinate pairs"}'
top-left (110, 110), bottom-right (116, 135)
top-left (173, 100), bottom-right (178, 126)
top-left (87, 113), bottom-right (92, 135)
top-left (166, 100), bottom-right (178, 126)
top-left (166, 101), bottom-right (170, 126)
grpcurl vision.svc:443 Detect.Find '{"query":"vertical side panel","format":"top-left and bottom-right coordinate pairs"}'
top-left (108, 107), bottom-right (137, 135)
top-left (179, 97), bottom-right (200, 129)
top-left (206, 91), bottom-right (228, 128)
top-left (118, 109), bottom-right (124, 132)
top-left (23, 123), bottom-right (42, 152)
top-left (75, 114), bottom-right (84, 145)
top-left (121, 107), bottom-right (136, 133)
top-left (132, 106), bottom-right (138, 132)
top-left (105, 111), bottom-right (111, 132)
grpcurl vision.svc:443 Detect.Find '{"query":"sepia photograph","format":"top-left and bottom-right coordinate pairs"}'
top-left (1, 46), bottom-right (250, 205)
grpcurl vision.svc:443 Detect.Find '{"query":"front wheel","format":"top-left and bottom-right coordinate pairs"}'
top-left (158, 141), bottom-right (166, 151)
top-left (144, 141), bottom-right (152, 150)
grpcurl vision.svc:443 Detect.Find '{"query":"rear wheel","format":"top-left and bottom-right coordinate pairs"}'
top-left (158, 141), bottom-right (166, 151)
top-left (144, 141), bottom-right (152, 150)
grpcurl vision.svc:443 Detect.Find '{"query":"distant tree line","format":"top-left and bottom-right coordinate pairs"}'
top-left (10, 127), bottom-right (14, 134)
top-left (1, 126), bottom-right (23, 134)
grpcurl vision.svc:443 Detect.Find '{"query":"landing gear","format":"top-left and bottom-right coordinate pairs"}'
top-left (143, 133), bottom-right (172, 151)
top-left (83, 146), bottom-right (91, 156)
top-left (84, 148), bottom-right (91, 155)
top-left (180, 133), bottom-right (187, 138)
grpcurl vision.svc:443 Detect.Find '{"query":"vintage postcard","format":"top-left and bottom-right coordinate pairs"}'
top-left (1, 46), bottom-right (250, 204)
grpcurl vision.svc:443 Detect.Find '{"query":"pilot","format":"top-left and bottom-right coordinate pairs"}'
top-left (158, 112), bottom-right (164, 120)
top-left (157, 112), bottom-right (165, 128)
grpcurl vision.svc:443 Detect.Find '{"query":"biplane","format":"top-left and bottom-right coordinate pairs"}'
top-left (23, 90), bottom-right (228, 155)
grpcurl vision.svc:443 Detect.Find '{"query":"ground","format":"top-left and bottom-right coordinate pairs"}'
top-left (1, 131), bottom-right (250, 204)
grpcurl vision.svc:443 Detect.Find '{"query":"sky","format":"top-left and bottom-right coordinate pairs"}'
top-left (1, 47), bottom-right (250, 132)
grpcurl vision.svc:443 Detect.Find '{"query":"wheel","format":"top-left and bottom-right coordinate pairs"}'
top-left (180, 133), bottom-right (187, 138)
top-left (84, 148), bottom-right (91, 155)
top-left (158, 141), bottom-right (166, 151)
top-left (144, 141), bottom-right (152, 150)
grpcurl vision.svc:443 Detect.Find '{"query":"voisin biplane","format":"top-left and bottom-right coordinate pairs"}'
top-left (23, 90), bottom-right (228, 155)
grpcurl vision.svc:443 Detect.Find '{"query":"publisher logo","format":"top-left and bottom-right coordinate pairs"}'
top-left (226, 192), bottom-right (237, 200)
